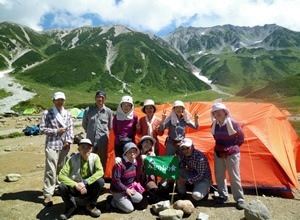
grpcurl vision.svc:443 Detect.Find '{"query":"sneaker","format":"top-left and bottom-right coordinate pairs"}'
top-left (236, 200), bottom-right (245, 210)
top-left (59, 205), bottom-right (77, 220)
top-left (86, 204), bottom-right (101, 217)
top-left (215, 196), bottom-right (228, 205)
top-left (44, 197), bottom-right (53, 207)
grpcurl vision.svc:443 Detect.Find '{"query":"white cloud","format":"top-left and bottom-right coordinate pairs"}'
top-left (0, 0), bottom-right (299, 34)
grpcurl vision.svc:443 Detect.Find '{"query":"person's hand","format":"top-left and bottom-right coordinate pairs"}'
top-left (115, 157), bottom-right (122, 166)
top-left (136, 123), bottom-right (141, 130)
top-left (194, 110), bottom-right (199, 121)
top-left (75, 182), bottom-right (87, 194)
top-left (126, 188), bottom-right (136, 196)
top-left (63, 142), bottom-right (70, 148)
top-left (57, 127), bottom-right (66, 135)
top-left (162, 109), bottom-right (167, 121)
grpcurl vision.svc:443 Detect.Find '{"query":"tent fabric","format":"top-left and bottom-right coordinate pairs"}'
top-left (76, 109), bottom-right (84, 119)
top-left (104, 102), bottom-right (300, 198)
top-left (70, 108), bottom-right (81, 118)
top-left (23, 108), bottom-right (37, 115)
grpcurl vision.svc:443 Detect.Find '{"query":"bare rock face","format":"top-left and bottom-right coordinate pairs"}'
top-left (159, 208), bottom-right (184, 220)
top-left (173, 199), bottom-right (195, 214)
top-left (6, 173), bottom-right (21, 182)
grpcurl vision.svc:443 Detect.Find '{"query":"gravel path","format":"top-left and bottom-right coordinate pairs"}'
top-left (0, 70), bottom-right (36, 114)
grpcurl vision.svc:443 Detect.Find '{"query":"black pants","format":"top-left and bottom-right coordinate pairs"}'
top-left (58, 178), bottom-right (105, 208)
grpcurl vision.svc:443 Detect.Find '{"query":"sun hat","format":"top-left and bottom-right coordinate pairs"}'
top-left (138, 135), bottom-right (156, 146)
top-left (142, 99), bottom-right (156, 113)
top-left (95, 91), bottom-right (106, 98)
top-left (53, 92), bottom-right (66, 100)
top-left (179, 138), bottom-right (193, 148)
top-left (78, 138), bottom-right (93, 146)
top-left (123, 142), bottom-right (140, 156)
top-left (211, 102), bottom-right (230, 116)
top-left (120, 95), bottom-right (133, 105)
top-left (173, 100), bottom-right (185, 108)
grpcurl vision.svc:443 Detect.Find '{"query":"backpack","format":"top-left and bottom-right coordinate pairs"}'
top-left (23, 125), bottom-right (40, 136)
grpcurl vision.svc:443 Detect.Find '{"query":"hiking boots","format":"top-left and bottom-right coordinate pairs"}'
top-left (59, 205), bottom-right (77, 220)
top-left (43, 197), bottom-right (53, 207)
top-left (236, 200), bottom-right (245, 210)
top-left (86, 204), bottom-right (101, 217)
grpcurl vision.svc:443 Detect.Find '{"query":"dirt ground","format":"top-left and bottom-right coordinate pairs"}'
top-left (0, 115), bottom-right (300, 220)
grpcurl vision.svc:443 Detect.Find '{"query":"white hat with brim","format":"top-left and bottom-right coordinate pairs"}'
top-left (53, 92), bottom-right (66, 100)
top-left (138, 135), bottom-right (156, 146)
top-left (123, 142), bottom-right (140, 156)
top-left (142, 99), bottom-right (156, 113)
top-left (211, 103), bottom-right (230, 117)
top-left (120, 95), bottom-right (133, 105)
top-left (78, 138), bottom-right (93, 146)
top-left (173, 100), bottom-right (185, 108)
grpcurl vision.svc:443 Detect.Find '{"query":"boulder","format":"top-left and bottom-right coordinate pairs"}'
top-left (173, 199), bottom-right (195, 214)
top-left (159, 208), bottom-right (184, 220)
top-left (6, 173), bottom-right (21, 182)
top-left (152, 200), bottom-right (170, 214)
top-left (244, 199), bottom-right (271, 220)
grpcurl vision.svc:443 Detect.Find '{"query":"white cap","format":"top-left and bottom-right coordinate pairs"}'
top-left (179, 138), bottom-right (193, 148)
top-left (53, 92), bottom-right (66, 100)
top-left (78, 138), bottom-right (93, 146)
top-left (120, 95), bottom-right (133, 104)
top-left (139, 135), bottom-right (156, 145)
top-left (173, 100), bottom-right (185, 108)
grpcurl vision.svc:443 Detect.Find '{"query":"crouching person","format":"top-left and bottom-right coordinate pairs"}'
top-left (107, 142), bottom-right (144, 213)
top-left (176, 138), bottom-right (212, 202)
top-left (58, 138), bottom-right (105, 219)
top-left (136, 135), bottom-right (162, 204)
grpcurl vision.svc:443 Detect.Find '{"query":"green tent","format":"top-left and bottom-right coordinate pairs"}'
top-left (70, 108), bottom-right (81, 118)
top-left (23, 108), bottom-right (37, 115)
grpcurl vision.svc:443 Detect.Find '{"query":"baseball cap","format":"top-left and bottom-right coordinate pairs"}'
top-left (53, 92), bottom-right (66, 100)
top-left (179, 138), bottom-right (193, 148)
top-left (78, 138), bottom-right (93, 146)
top-left (95, 91), bottom-right (106, 97)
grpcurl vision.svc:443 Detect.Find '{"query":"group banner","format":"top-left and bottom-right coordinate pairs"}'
top-left (144, 156), bottom-right (179, 180)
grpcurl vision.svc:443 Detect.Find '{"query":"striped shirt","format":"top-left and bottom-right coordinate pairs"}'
top-left (212, 119), bottom-right (244, 148)
top-left (110, 159), bottom-right (138, 193)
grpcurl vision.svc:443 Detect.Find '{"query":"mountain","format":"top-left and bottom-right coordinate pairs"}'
top-left (163, 24), bottom-right (300, 94)
top-left (0, 22), bottom-right (209, 98)
top-left (0, 22), bottom-right (300, 111)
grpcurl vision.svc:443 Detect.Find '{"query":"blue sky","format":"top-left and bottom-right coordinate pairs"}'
top-left (0, 0), bottom-right (299, 36)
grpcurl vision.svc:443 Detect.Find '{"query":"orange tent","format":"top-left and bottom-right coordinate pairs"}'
top-left (104, 102), bottom-right (300, 198)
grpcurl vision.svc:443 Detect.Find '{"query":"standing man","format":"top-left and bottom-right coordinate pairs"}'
top-left (40, 92), bottom-right (74, 207)
top-left (176, 138), bottom-right (212, 202)
top-left (82, 90), bottom-right (113, 173)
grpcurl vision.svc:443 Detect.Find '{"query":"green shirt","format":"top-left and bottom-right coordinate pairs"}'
top-left (58, 153), bottom-right (104, 187)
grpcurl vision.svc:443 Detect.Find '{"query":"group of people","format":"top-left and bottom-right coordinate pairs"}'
top-left (39, 90), bottom-right (245, 219)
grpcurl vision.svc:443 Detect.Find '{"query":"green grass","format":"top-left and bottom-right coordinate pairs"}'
top-left (0, 89), bottom-right (13, 99)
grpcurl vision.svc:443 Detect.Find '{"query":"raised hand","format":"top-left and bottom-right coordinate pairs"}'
top-left (194, 110), bottom-right (199, 120)
top-left (162, 109), bottom-right (167, 121)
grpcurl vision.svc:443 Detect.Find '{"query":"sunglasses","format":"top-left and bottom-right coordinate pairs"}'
top-left (181, 147), bottom-right (190, 151)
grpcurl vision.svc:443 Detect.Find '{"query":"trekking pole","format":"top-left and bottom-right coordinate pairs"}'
top-left (170, 181), bottom-right (176, 205)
